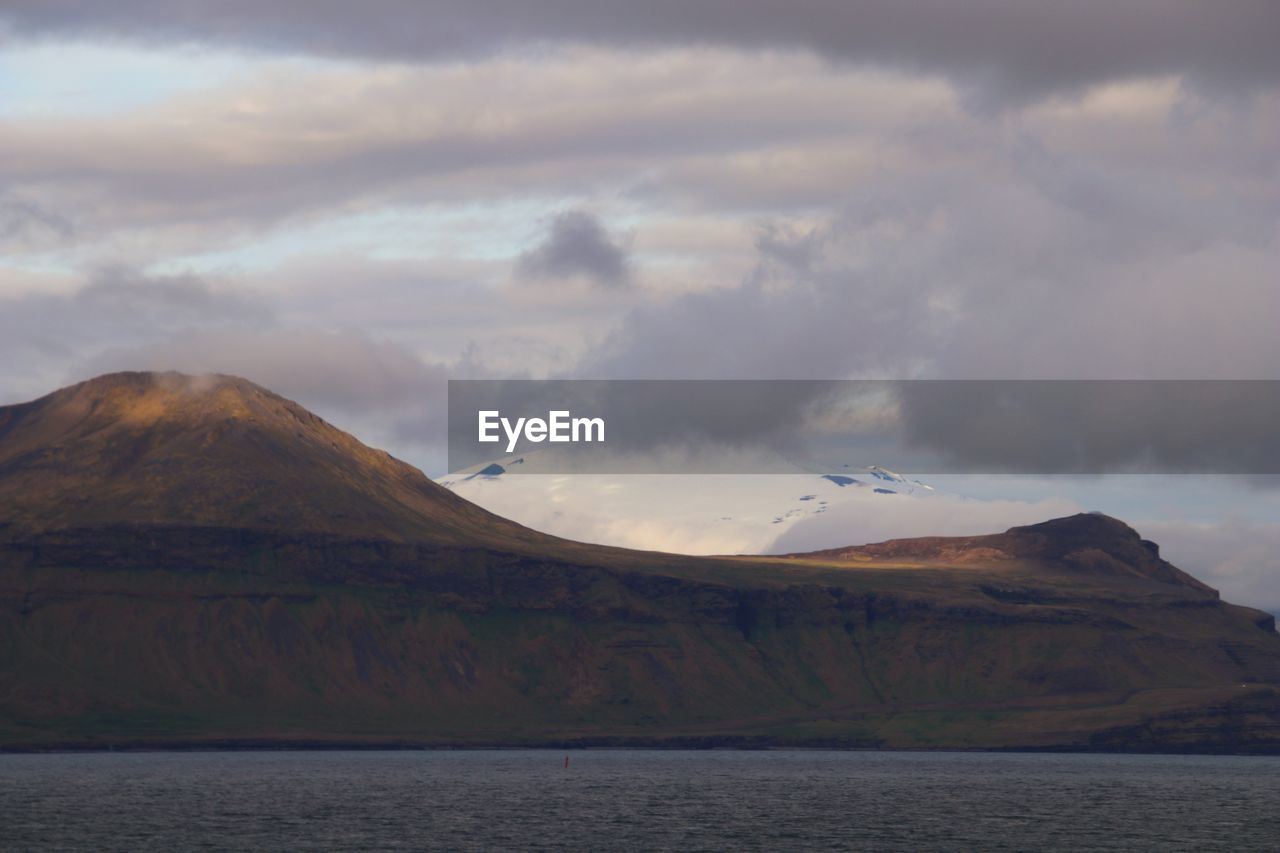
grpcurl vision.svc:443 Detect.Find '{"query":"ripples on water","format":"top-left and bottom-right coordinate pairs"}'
top-left (1, 750), bottom-right (1277, 851)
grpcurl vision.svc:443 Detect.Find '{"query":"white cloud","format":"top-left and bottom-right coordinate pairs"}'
top-left (1140, 519), bottom-right (1280, 614)
top-left (0, 11), bottom-right (1275, 576)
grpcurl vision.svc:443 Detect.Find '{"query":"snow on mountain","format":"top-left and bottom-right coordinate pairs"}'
top-left (436, 453), bottom-right (970, 555)
top-left (438, 457), bottom-right (1280, 614)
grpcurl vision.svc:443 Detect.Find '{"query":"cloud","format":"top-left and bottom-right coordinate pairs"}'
top-left (445, 470), bottom-right (1083, 557)
top-left (0, 48), bottom-right (944, 259)
top-left (75, 266), bottom-right (267, 322)
top-left (892, 381), bottom-right (1280, 476)
top-left (88, 327), bottom-right (443, 413)
top-left (578, 213), bottom-right (946, 380)
top-left (1140, 519), bottom-right (1280, 614)
top-left (0, 267), bottom-right (269, 399)
top-left (446, 376), bottom-right (1280, 479)
top-left (257, 252), bottom-right (633, 379)
top-left (577, 94), bottom-right (1280, 383)
top-left (3, 2), bottom-right (1277, 107)
top-left (517, 210), bottom-right (630, 287)
top-left (0, 195), bottom-right (74, 248)
top-left (0, 266), bottom-right (468, 470)
top-left (0, 3), bottom-right (1277, 559)
top-left (0, 252), bottom-right (641, 471)
top-left (3, 46), bottom-right (1271, 281)
top-left (85, 326), bottom-right (459, 470)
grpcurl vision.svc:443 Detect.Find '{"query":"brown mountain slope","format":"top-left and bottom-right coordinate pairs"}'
top-left (0, 372), bottom-right (546, 548)
top-left (786, 513), bottom-right (1216, 594)
top-left (1, 372), bottom-right (1279, 753)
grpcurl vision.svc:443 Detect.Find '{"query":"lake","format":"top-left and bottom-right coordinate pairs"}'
top-left (1, 750), bottom-right (1277, 850)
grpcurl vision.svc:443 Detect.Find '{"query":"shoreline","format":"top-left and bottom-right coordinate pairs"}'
top-left (6, 738), bottom-right (1280, 757)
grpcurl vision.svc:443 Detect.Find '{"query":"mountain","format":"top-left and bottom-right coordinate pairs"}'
top-left (789, 513), bottom-right (1215, 593)
top-left (1, 372), bottom-right (1279, 753)
top-left (0, 371), bottom-right (526, 545)
top-left (437, 454), bottom-right (940, 555)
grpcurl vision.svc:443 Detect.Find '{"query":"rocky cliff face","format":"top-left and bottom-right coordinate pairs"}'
top-left (1, 373), bottom-right (1278, 752)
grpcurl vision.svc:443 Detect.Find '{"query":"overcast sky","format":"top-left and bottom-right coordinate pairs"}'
top-left (2, 3), bottom-right (1278, 607)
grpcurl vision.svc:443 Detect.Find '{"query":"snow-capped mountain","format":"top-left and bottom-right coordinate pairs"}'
top-left (436, 454), bottom-right (952, 555)
top-left (820, 464), bottom-right (935, 496)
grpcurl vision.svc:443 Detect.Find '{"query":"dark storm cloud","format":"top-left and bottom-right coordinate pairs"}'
top-left (517, 211), bottom-right (629, 287)
top-left (4, 1), bottom-right (1277, 105)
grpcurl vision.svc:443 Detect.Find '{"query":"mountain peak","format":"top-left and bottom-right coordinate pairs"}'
top-left (1006, 512), bottom-right (1143, 545)
top-left (1002, 512), bottom-right (1155, 558)
top-left (787, 512), bottom-right (1213, 594)
top-left (67, 370), bottom-right (258, 395)
top-left (36, 371), bottom-right (295, 429)
top-left (996, 513), bottom-right (1208, 591)
top-left (0, 371), bottom-right (523, 545)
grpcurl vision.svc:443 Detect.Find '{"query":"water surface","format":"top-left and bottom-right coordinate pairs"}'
top-left (1, 750), bottom-right (1277, 850)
